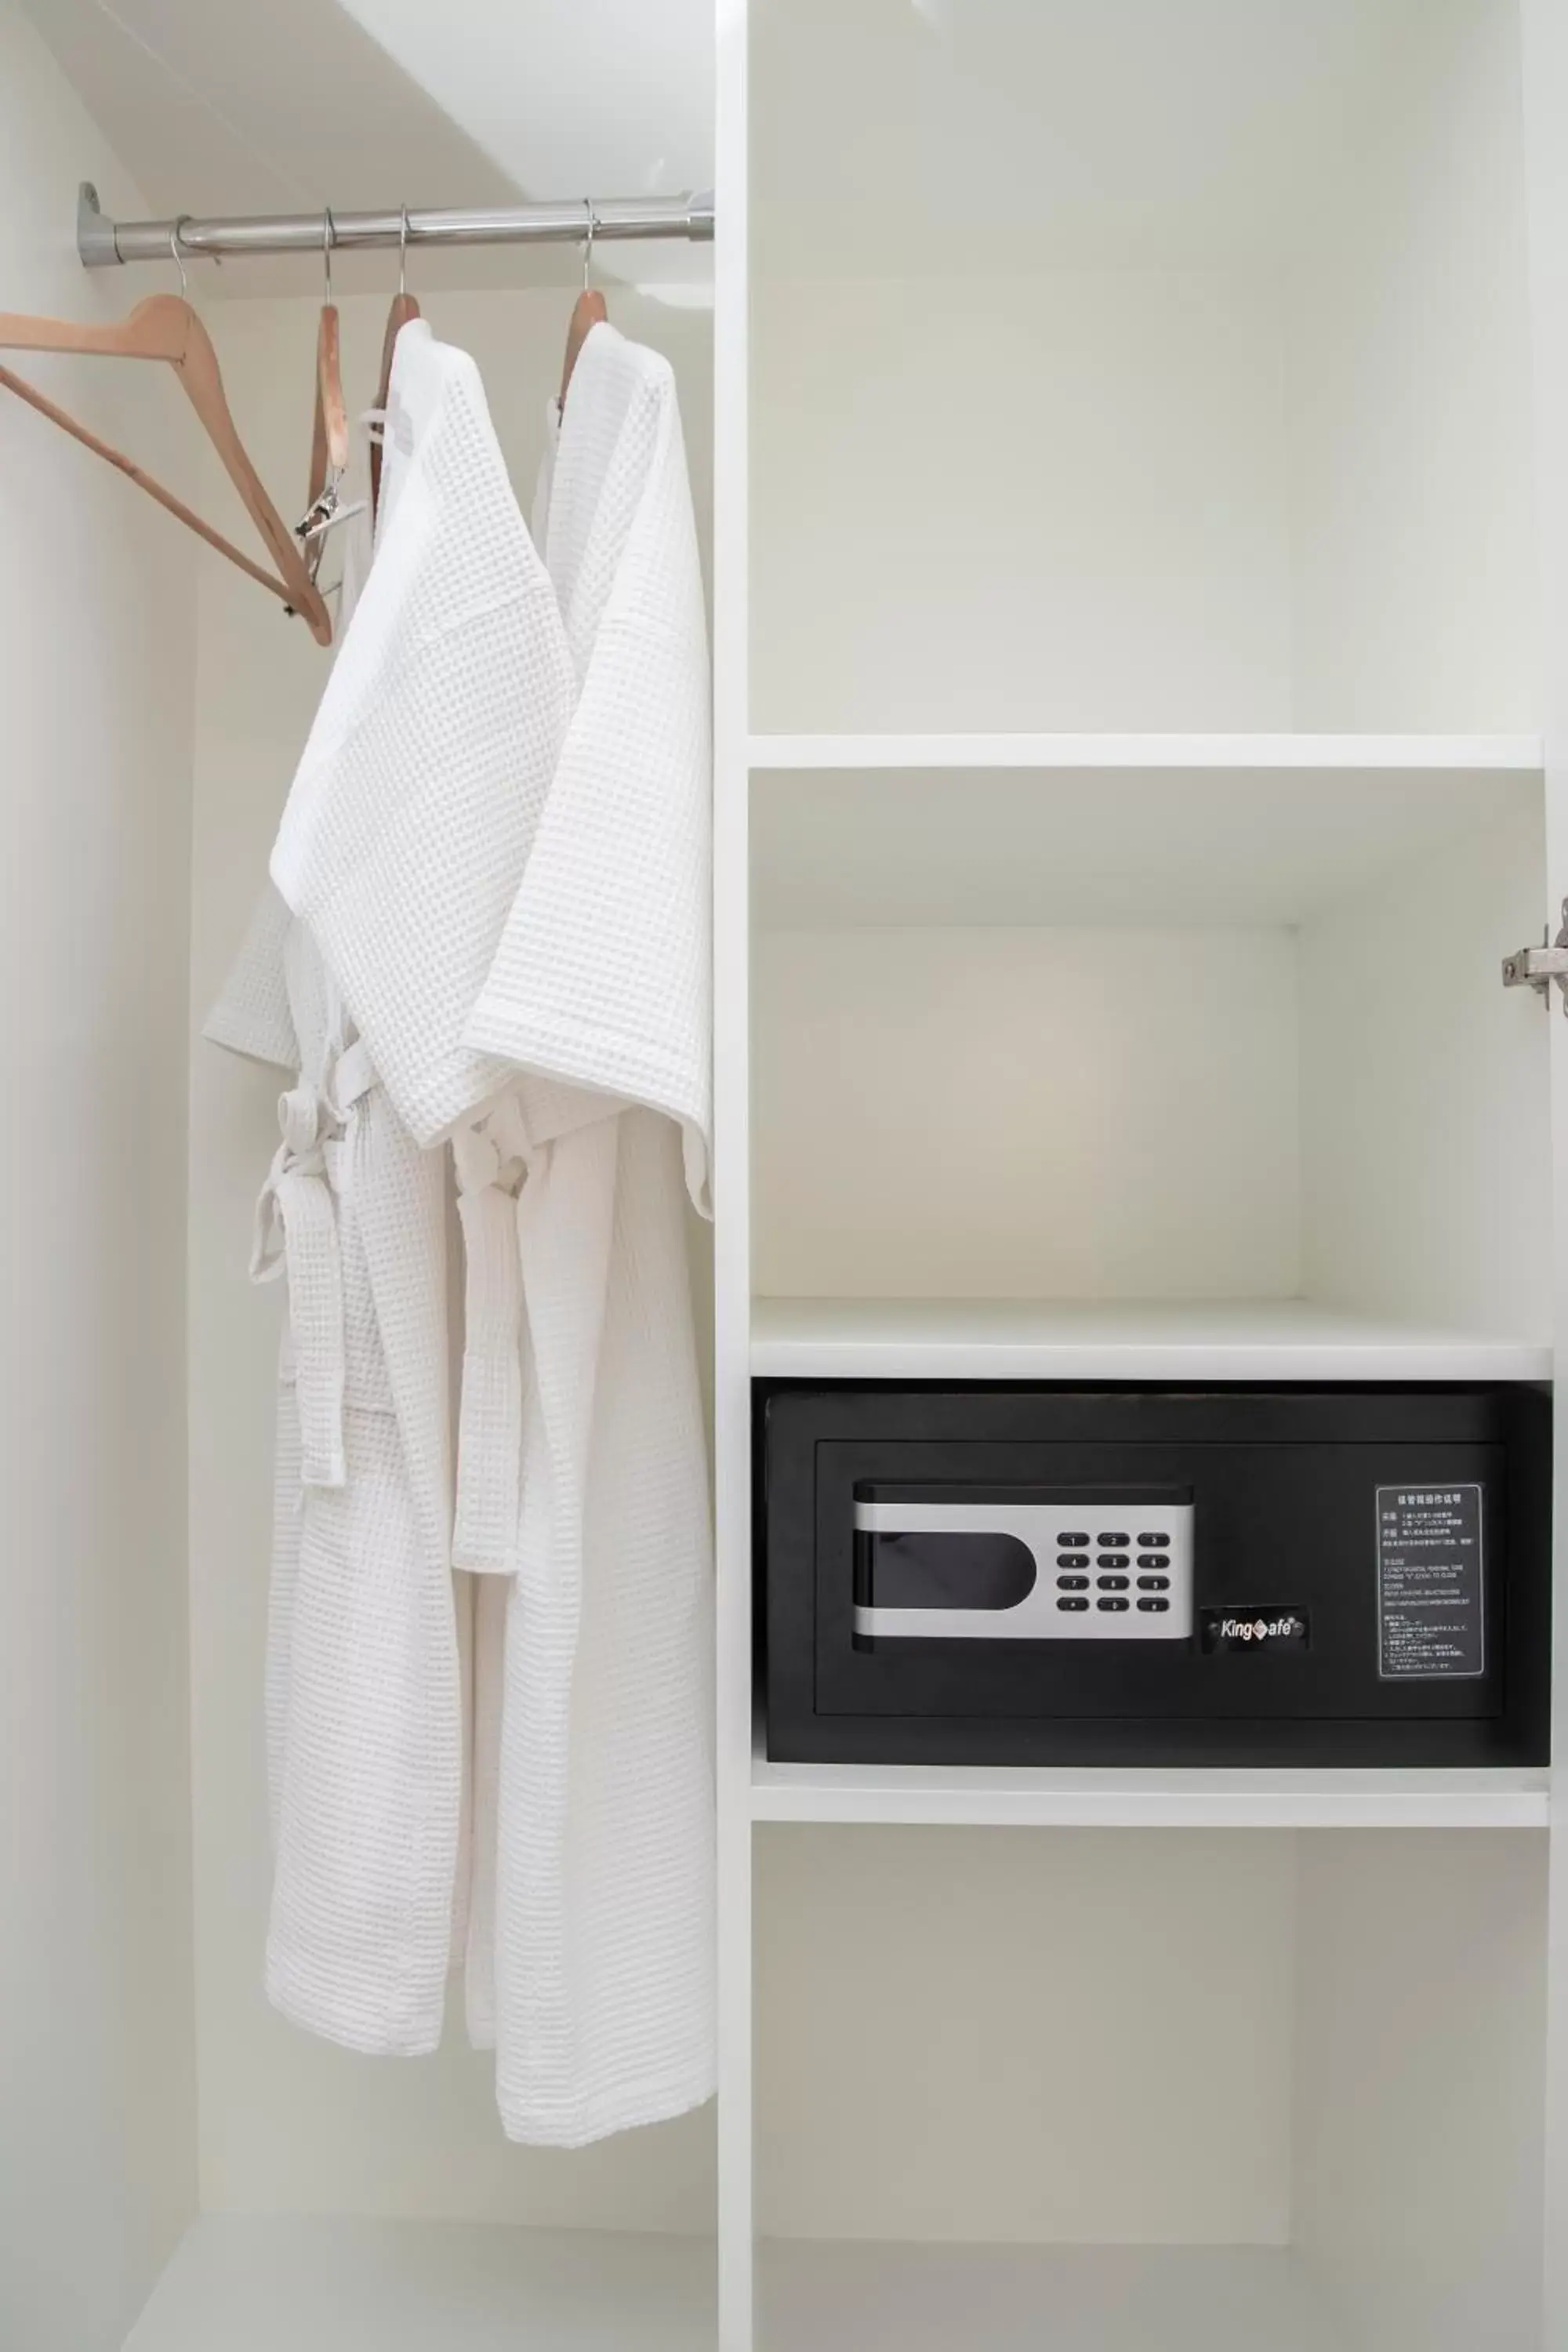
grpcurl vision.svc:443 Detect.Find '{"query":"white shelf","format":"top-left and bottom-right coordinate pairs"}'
top-left (749, 731), bottom-right (1544, 771)
top-left (125, 2217), bottom-right (714, 2351)
top-left (758, 2240), bottom-right (1346, 2352)
top-left (750, 1297), bottom-right (1552, 1385)
top-left (752, 1757), bottom-right (1551, 1831)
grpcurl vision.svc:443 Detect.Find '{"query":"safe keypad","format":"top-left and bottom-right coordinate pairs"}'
top-left (1045, 1512), bottom-right (1195, 1640)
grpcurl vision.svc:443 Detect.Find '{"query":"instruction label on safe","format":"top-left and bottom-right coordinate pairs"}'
top-left (1375, 1485), bottom-right (1485, 1680)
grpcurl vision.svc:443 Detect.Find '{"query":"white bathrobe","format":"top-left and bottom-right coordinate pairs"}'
top-left (271, 320), bottom-right (714, 2143)
top-left (205, 434), bottom-right (463, 2057)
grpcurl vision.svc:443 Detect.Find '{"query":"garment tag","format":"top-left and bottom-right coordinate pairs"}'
top-left (1376, 1485), bottom-right (1485, 1679)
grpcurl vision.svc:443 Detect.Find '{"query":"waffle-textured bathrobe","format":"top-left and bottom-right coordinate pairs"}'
top-left (271, 318), bottom-right (714, 2144)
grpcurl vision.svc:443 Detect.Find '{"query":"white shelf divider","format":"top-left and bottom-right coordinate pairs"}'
top-left (751, 1755), bottom-right (1550, 1831)
top-left (750, 1297), bottom-right (1552, 1385)
top-left (748, 731), bottom-right (1545, 773)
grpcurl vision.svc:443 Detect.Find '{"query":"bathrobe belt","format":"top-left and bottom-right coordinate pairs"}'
top-left (451, 1097), bottom-right (528, 1577)
top-left (250, 1036), bottom-right (377, 1490)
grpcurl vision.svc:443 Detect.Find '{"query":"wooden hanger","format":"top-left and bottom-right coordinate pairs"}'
top-left (0, 264), bottom-right (332, 645)
top-left (560, 199), bottom-right (607, 409)
top-left (302, 209), bottom-right (350, 574)
top-left (309, 308), bottom-right (348, 506)
top-left (371, 206), bottom-right (420, 518)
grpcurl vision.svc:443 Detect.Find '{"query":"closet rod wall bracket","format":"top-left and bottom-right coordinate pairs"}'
top-left (77, 183), bottom-right (120, 268)
top-left (77, 182), bottom-right (714, 268)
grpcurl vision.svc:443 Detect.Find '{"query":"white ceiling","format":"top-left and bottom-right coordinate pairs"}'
top-left (20, 0), bottom-right (713, 293)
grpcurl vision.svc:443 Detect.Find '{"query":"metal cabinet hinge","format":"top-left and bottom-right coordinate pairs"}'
top-left (1502, 900), bottom-right (1568, 1011)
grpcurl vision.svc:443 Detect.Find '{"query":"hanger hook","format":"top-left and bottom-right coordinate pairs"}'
top-left (398, 204), bottom-right (410, 298)
top-left (169, 216), bottom-right (190, 299)
top-left (582, 197), bottom-right (597, 293)
top-left (322, 206), bottom-right (334, 306)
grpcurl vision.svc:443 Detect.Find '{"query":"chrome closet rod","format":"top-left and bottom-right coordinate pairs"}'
top-left (76, 180), bottom-right (714, 267)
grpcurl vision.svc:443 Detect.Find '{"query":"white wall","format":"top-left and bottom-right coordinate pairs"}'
top-left (187, 289), bottom-right (717, 2229)
top-left (0, 9), bottom-right (199, 2348)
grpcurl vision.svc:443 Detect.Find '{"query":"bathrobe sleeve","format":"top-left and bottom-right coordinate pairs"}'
top-left (203, 881), bottom-right (299, 1070)
top-left (463, 336), bottom-right (713, 1210)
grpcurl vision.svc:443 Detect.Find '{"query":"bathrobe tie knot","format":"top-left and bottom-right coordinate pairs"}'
top-left (249, 1038), bottom-right (378, 1490)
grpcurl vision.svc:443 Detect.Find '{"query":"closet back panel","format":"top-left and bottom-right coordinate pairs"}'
top-left (753, 925), bottom-right (1302, 1301)
top-left (189, 292), bottom-right (717, 2230)
top-left (756, 1828), bottom-right (1296, 2246)
top-left (751, 272), bottom-right (1295, 734)
top-left (0, 11), bottom-right (198, 2350)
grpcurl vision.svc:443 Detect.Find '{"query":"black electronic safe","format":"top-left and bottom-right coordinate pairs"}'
top-left (759, 1385), bottom-right (1551, 1766)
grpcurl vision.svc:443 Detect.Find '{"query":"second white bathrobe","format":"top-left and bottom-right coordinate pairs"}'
top-left (466, 324), bottom-right (715, 2144)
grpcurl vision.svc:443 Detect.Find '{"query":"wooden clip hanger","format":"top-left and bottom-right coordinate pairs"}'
top-left (303, 207), bottom-right (349, 563)
top-left (560, 198), bottom-right (608, 410)
top-left (0, 227), bottom-right (332, 644)
top-left (371, 205), bottom-right (420, 519)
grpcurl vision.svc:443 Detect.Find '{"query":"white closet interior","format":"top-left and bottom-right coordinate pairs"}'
top-left (4, 0), bottom-right (1566, 2348)
top-left (728, 2), bottom-right (1566, 2350)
